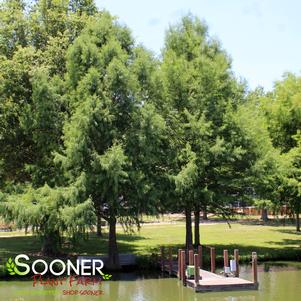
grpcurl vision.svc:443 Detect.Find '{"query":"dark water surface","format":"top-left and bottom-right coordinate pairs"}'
top-left (0, 262), bottom-right (300, 301)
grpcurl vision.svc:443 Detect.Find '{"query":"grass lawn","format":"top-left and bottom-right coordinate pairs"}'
top-left (1, 222), bottom-right (301, 267)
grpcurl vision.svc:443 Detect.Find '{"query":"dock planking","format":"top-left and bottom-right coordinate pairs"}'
top-left (186, 269), bottom-right (258, 292)
top-left (164, 262), bottom-right (257, 292)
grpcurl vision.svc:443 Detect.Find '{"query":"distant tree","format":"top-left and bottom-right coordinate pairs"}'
top-left (278, 136), bottom-right (301, 231)
top-left (262, 73), bottom-right (301, 153)
top-left (261, 73), bottom-right (301, 231)
top-left (254, 199), bottom-right (273, 223)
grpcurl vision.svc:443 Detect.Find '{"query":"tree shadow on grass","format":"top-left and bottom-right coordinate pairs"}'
top-left (64, 232), bottom-right (149, 256)
top-left (272, 228), bottom-right (301, 235)
top-left (0, 235), bottom-right (42, 259)
top-left (265, 238), bottom-right (301, 246)
top-left (143, 241), bottom-right (301, 266)
top-left (0, 234), bottom-right (164, 281)
top-left (237, 220), bottom-right (286, 227)
top-left (2, 232), bottom-right (301, 265)
top-left (0, 231), bottom-right (149, 260)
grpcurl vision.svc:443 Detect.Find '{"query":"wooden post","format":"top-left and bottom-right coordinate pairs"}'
top-left (234, 249), bottom-right (239, 277)
top-left (210, 247), bottom-right (215, 273)
top-left (181, 250), bottom-right (186, 286)
top-left (198, 245), bottom-right (203, 269)
top-left (252, 252), bottom-right (258, 284)
top-left (169, 247), bottom-right (173, 275)
top-left (178, 249), bottom-right (182, 279)
top-left (223, 249), bottom-right (229, 271)
top-left (160, 246), bottom-right (165, 272)
top-left (194, 253), bottom-right (199, 286)
top-left (189, 249), bottom-right (194, 266)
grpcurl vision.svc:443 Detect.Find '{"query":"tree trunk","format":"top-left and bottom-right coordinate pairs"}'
top-left (108, 217), bottom-right (120, 270)
top-left (296, 206), bottom-right (300, 232)
top-left (96, 214), bottom-right (102, 237)
top-left (203, 205), bottom-right (208, 220)
top-left (194, 208), bottom-right (200, 246)
top-left (261, 208), bottom-right (268, 223)
top-left (185, 208), bottom-right (193, 250)
top-left (42, 230), bottom-right (60, 256)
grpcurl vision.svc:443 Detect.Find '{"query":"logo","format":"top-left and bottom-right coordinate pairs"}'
top-left (6, 257), bottom-right (25, 276)
top-left (5, 254), bottom-right (112, 280)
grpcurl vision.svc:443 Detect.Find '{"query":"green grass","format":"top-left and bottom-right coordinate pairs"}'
top-left (1, 222), bottom-right (301, 276)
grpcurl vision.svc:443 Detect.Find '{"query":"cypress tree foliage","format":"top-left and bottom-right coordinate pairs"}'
top-left (160, 15), bottom-right (275, 248)
top-left (233, 92), bottom-right (281, 220)
top-left (261, 74), bottom-right (301, 231)
top-left (20, 68), bottom-right (65, 187)
top-left (159, 15), bottom-right (237, 248)
top-left (262, 74), bottom-right (301, 153)
top-left (1, 1), bottom-right (293, 259)
top-left (280, 140), bottom-right (301, 232)
top-left (0, 0), bottom-right (100, 254)
top-left (0, 0), bottom-right (27, 58)
top-left (56, 12), bottom-right (164, 269)
top-left (0, 0), bottom-right (99, 187)
top-left (0, 175), bottom-right (96, 255)
top-left (0, 0), bottom-right (165, 259)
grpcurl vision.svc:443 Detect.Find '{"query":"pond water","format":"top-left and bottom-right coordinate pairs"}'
top-left (0, 262), bottom-right (300, 301)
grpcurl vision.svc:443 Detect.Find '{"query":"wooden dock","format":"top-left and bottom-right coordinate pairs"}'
top-left (187, 269), bottom-right (258, 292)
top-left (160, 246), bottom-right (259, 293)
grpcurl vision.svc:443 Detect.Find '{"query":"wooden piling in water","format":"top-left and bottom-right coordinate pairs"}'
top-left (252, 252), bottom-right (258, 284)
top-left (234, 249), bottom-right (239, 277)
top-left (178, 249), bottom-right (182, 279)
top-left (210, 247), bottom-right (215, 273)
top-left (189, 249), bottom-right (194, 265)
top-left (194, 253), bottom-right (200, 286)
top-left (181, 250), bottom-right (186, 286)
top-left (173, 247), bottom-right (258, 293)
top-left (223, 249), bottom-right (229, 271)
top-left (197, 245), bottom-right (202, 269)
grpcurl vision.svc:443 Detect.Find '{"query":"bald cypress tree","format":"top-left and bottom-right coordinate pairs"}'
top-left (0, 0), bottom-right (99, 186)
top-left (57, 12), bottom-right (163, 268)
top-left (0, 0), bottom-right (100, 254)
top-left (160, 15), bottom-right (266, 248)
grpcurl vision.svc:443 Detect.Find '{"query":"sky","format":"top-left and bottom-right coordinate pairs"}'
top-left (95, 0), bottom-right (301, 91)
